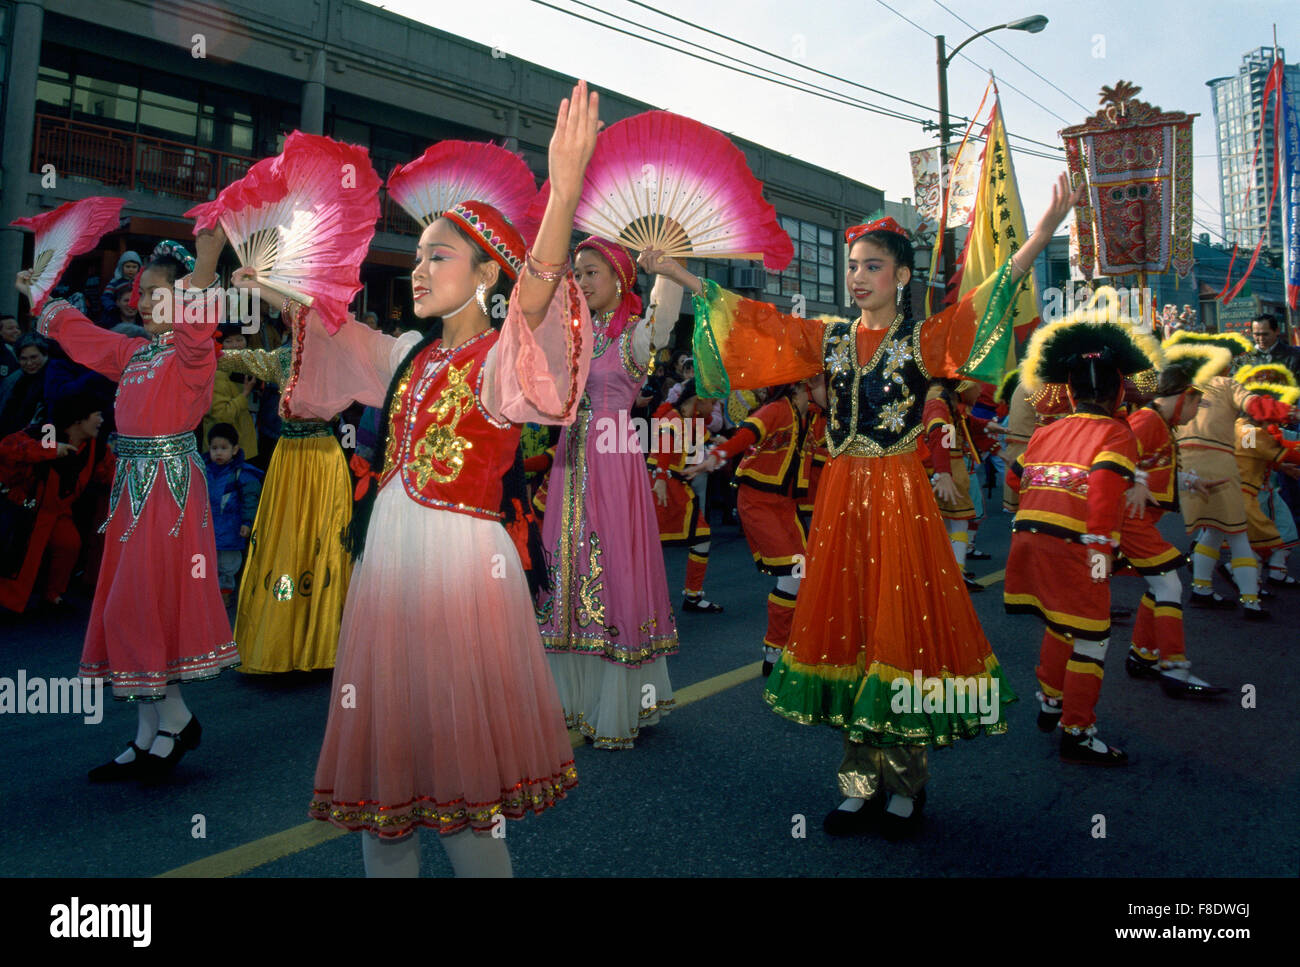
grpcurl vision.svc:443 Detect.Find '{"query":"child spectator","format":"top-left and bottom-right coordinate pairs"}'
top-left (99, 251), bottom-right (142, 321)
top-left (202, 324), bottom-right (258, 462)
top-left (203, 422), bottom-right (263, 609)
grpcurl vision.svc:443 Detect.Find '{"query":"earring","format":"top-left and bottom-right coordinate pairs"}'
top-left (615, 280), bottom-right (623, 302)
top-left (896, 283), bottom-right (905, 308)
top-left (475, 282), bottom-right (488, 315)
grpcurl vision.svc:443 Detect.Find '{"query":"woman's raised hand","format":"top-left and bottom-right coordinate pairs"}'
top-left (1012, 172), bottom-right (1086, 278)
top-left (14, 270), bottom-right (32, 302)
top-left (548, 80), bottom-right (601, 209)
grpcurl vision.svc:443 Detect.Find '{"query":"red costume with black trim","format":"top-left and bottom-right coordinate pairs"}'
top-left (0, 429), bottom-right (112, 612)
top-left (710, 395), bottom-right (825, 653)
top-left (649, 400), bottom-right (711, 545)
top-left (922, 391), bottom-right (976, 519)
top-left (1120, 404), bottom-right (1190, 667)
top-left (1005, 410), bottom-right (1137, 731)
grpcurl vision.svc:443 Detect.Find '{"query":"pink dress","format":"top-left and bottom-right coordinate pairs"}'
top-left (290, 280), bottom-right (591, 838)
top-left (36, 293), bottom-right (237, 699)
top-left (537, 317), bottom-right (678, 748)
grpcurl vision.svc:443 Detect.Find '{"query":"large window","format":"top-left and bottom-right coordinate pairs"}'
top-left (37, 45), bottom-right (259, 155)
top-left (765, 215), bottom-right (836, 304)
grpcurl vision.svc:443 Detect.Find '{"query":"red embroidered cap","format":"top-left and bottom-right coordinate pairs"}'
top-left (845, 216), bottom-right (909, 245)
top-left (441, 200), bottom-right (526, 281)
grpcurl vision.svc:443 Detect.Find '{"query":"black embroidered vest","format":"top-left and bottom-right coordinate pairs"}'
top-left (822, 315), bottom-right (930, 457)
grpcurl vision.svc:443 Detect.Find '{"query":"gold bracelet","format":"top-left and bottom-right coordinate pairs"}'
top-left (527, 249), bottom-right (568, 268)
top-left (525, 250), bottom-right (570, 281)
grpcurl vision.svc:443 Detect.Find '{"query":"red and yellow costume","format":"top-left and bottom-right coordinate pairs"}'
top-left (648, 400), bottom-right (711, 545)
top-left (1120, 405), bottom-right (1190, 667)
top-left (1005, 411), bottom-right (1137, 730)
top-left (0, 427), bottom-right (112, 612)
top-left (709, 394), bottom-right (824, 652)
top-left (922, 388), bottom-right (977, 519)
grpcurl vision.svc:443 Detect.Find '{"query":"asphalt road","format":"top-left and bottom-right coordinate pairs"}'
top-left (1, 496), bottom-right (1296, 877)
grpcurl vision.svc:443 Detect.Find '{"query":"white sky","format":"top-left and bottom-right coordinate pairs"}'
top-left (374, 0), bottom-right (1294, 240)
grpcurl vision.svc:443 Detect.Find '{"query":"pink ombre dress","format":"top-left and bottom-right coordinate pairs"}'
top-left (537, 315), bottom-right (678, 748)
top-left (35, 293), bottom-right (237, 699)
top-left (290, 280), bottom-right (591, 838)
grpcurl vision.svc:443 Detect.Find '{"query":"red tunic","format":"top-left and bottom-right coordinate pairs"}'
top-left (0, 430), bottom-right (110, 612)
top-left (713, 397), bottom-right (820, 574)
top-left (36, 295), bottom-right (236, 698)
top-left (649, 401), bottom-right (710, 544)
top-left (1004, 411), bottom-right (1138, 639)
top-left (1116, 406), bottom-right (1184, 575)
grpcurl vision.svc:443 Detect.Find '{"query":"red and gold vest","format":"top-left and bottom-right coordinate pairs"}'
top-left (380, 328), bottom-right (519, 521)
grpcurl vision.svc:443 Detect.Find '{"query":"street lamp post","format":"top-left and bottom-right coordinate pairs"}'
top-left (933, 14), bottom-right (1048, 284)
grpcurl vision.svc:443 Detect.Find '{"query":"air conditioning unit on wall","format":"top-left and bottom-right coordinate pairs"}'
top-left (731, 267), bottom-right (766, 289)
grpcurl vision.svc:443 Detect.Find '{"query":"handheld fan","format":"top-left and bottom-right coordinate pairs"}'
top-left (388, 140), bottom-right (538, 241)
top-left (185, 131), bottom-right (381, 334)
top-left (528, 111), bottom-right (793, 272)
top-left (11, 197), bottom-right (126, 310)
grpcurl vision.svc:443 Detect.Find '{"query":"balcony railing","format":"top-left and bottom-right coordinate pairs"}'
top-left (31, 114), bottom-right (421, 238)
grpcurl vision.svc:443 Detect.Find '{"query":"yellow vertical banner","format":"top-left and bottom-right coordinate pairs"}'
top-left (954, 92), bottom-right (1041, 376)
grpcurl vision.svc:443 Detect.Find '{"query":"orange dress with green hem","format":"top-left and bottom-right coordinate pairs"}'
top-left (692, 266), bottom-right (1021, 747)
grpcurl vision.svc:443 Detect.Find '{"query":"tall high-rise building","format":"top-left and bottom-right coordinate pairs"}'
top-left (1207, 46), bottom-right (1300, 257)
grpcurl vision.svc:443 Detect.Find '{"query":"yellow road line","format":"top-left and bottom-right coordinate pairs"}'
top-left (158, 818), bottom-right (347, 878)
top-left (976, 568), bottom-right (1005, 587)
top-left (157, 660), bottom-right (765, 878)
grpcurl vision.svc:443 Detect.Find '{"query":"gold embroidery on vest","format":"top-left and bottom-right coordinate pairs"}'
top-left (411, 360), bottom-right (475, 486)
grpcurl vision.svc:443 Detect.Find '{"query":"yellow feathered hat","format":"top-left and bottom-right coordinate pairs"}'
top-left (1163, 329), bottom-right (1254, 357)
top-left (1161, 343), bottom-right (1233, 389)
top-left (1021, 287), bottom-right (1164, 395)
top-left (1234, 362), bottom-right (1298, 388)
top-left (1242, 381), bottom-right (1300, 408)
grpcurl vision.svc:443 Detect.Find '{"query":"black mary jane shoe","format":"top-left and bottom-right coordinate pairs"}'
top-left (1125, 652), bottom-right (1162, 680)
top-left (88, 742), bottom-right (148, 782)
top-left (1036, 703), bottom-right (1063, 732)
top-left (761, 660), bottom-right (774, 678)
top-left (1188, 591), bottom-right (1235, 610)
top-left (880, 789), bottom-right (927, 841)
top-left (1265, 571), bottom-right (1300, 588)
top-left (1159, 673), bottom-right (1228, 699)
top-left (1059, 731), bottom-right (1129, 766)
top-left (823, 796), bottom-right (886, 837)
top-left (1109, 606), bottom-right (1133, 620)
top-left (681, 596), bottom-right (724, 614)
top-left (966, 549), bottom-right (992, 561)
top-left (1241, 603), bottom-right (1271, 621)
top-left (962, 574), bottom-right (985, 592)
top-left (137, 716), bottom-right (202, 785)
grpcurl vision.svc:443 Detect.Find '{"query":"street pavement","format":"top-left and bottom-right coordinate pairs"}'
top-left (1, 495), bottom-right (1296, 877)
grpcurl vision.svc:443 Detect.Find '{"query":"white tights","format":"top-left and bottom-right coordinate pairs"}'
top-left (362, 828), bottom-right (514, 878)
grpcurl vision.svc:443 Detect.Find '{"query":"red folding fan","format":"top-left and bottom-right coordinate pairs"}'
top-left (527, 111), bottom-right (793, 272)
top-left (387, 140), bottom-right (538, 242)
top-left (11, 197), bottom-right (126, 310)
top-left (186, 131), bottom-right (381, 334)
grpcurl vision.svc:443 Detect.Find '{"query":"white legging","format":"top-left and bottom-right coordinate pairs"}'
top-left (362, 828), bottom-right (514, 878)
top-left (946, 519), bottom-right (969, 568)
top-left (1144, 569), bottom-right (1182, 606)
top-left (1191, 527), bottom-right (1258, 599)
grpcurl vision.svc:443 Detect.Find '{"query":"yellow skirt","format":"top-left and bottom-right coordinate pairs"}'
top-left (235, 432), bottom-right (353, 673)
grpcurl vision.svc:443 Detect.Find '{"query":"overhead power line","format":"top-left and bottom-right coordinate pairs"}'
top-left (930, 0), bottom-right (1092, 114)
top-left (530, 0), bottom-right (1066, 157)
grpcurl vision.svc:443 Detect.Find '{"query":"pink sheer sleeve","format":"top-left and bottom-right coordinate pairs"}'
top-left (481, 275), bottom-right (592, 425)
top-left (284, 302), bottom-right (418, 419)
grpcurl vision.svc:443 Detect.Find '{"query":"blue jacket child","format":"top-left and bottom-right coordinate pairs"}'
top-left (203, 425), bottom-right (264, 552)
